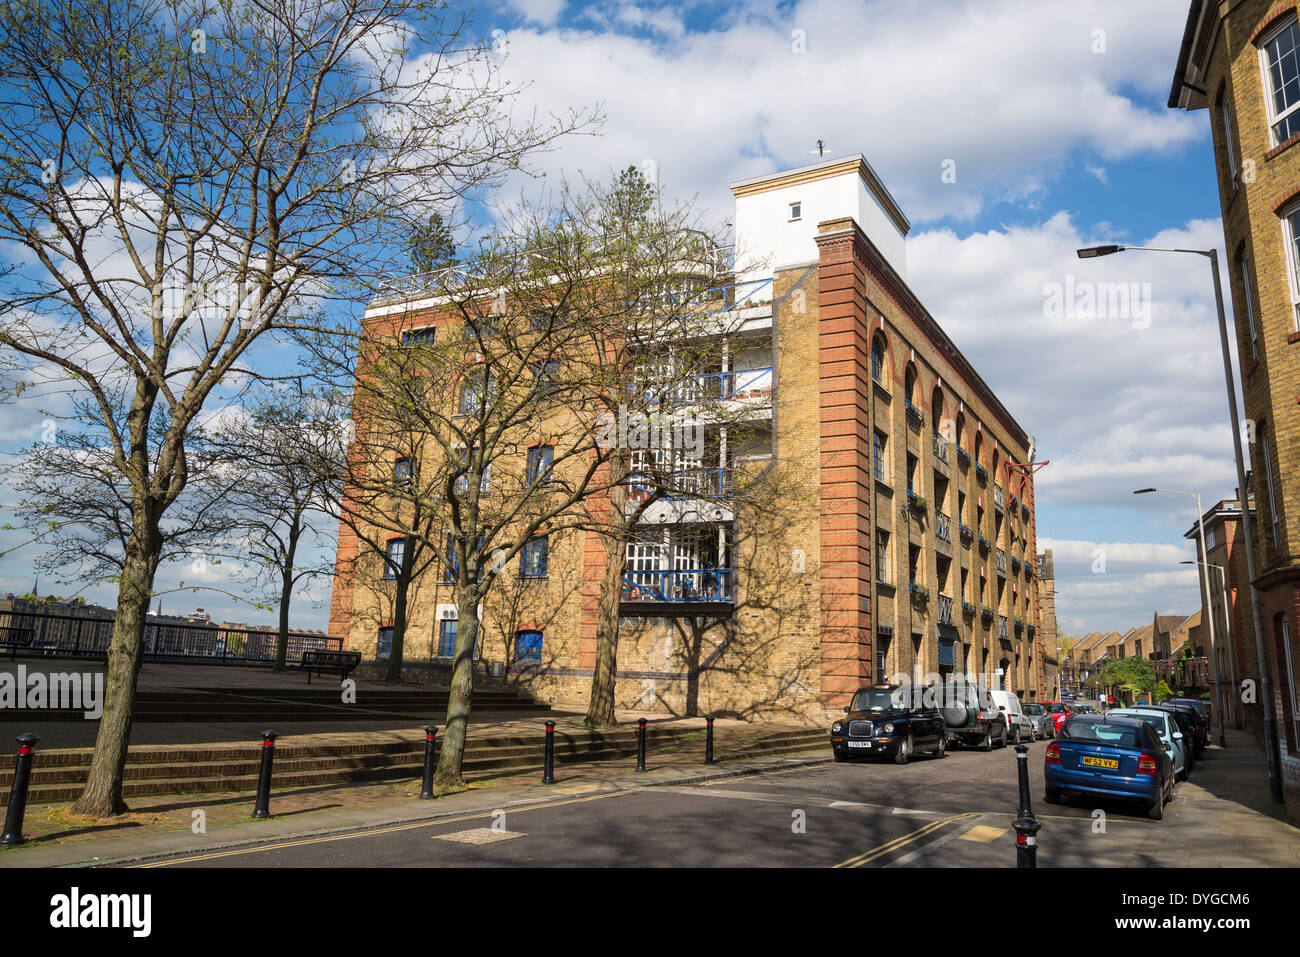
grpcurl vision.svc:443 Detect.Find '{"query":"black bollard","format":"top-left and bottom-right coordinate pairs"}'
top-left (419, 726), bottom-right (438, 800)
top-left (252, 730), bottom-right (278, 820)
top-left (705, 715), bottom-right (715, 765)
top-left (1, 733), bottom-right (39, 847)
top-left (1011, 744), bottom-right (1042, 868)
top-left (542, 720), bottom-right (556, 784)
top-left (636, 717), bottom-right (647, 772)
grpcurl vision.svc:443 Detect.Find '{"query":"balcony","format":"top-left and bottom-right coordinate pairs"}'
top-left (1011, 556), bottom-right (1021, 574)
top-left (909, 581), bottom-right (930, 603)
top-left (961, 600), bottom-right (977, 617)
top-left (935, 511), bottom-right (952, 543)
top-left (981, 606), bottom-right (994, 623)
top-left (975, 463), bottom-right (988, 483)
top-left (999, 616), bottom-right (1009, 640)
top-left (622, 568), bottom-right (733, 604)
top-left (1021, 502), bottom-right (1030, 522)
top-left (1027, 624), bottom-right (1036, 638)
top-left (993, 486), bottom-right (1004, 511)
top-left (1014, 617), bottom-right (1024, 634)
top-left (905, 398), bottom-right (925, 427)
top-left (996, 550), bottom-right (1007, 576)
top-left (978, 535), bottom-right (991, 553)
top-left (907, 490), bottom-right (927, 511)
top-left (671, 367), bottom-right (773, 407)
top-left (959, 523), bottom-right (973, 546)
top-left (937, 594), bottom-right (954, 625)
top-left (955, 445), bottom-right (970, 467)
top-left (629, 468), bottom-right (733, 502)
top-left (932, 431), bottom-right (949, 464)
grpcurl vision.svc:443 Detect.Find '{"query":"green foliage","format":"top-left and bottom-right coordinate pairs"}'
top-left (407, 211), bottom-right (457, 274)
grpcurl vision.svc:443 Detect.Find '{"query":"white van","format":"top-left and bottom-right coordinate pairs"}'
top-left (989, 690), bottom-right (1034, 744)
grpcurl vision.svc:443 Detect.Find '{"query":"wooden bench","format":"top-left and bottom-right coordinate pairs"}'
top-left (0, 626), bottom-right (34, 660)
top-left (292, 649), bottom-right (362, 684)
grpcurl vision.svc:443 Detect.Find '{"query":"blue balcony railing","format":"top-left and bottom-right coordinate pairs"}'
top-left (669, 367), bottom-right (773, 405)
top-left (622, 569), bottom-right (734, 602)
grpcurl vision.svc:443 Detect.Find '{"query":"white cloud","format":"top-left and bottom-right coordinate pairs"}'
top-left (486, 0), bottom-right (1200, 222)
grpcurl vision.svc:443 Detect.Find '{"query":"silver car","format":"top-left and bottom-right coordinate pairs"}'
top-left (1021, 702), bottom-right (1053, 740)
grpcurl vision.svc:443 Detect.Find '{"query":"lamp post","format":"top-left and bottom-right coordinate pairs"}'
top-left (1134, 487), bottom-right (1226, 748)
top-left (1082, 243), bottom-right (1281, 800)
top-left (1182, 559), bottom-right (1241, 733)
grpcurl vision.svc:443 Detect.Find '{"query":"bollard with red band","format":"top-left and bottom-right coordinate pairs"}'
top-left (1011, 743), bottom-right (1041, 867)
top-left (636, 717), bottom-right (647, 772)
top-left (419, 726), bottom-right (438, 800)
top-left (705, 715), bottom-right (715, 765)
top-left (1, 733), bottom-right (39, 847)
top-left (542, 720), bottom-right (556, 784)
top-left (252, 730), bottom-right (278, 819)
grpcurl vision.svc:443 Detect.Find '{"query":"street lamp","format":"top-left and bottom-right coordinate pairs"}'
top-left (1182, 559), bottom-right (1241, 733)
top-left (1082, 242), bottom-right (1281, 800)
top-left (1134, 487), bottom-right (1227, 748)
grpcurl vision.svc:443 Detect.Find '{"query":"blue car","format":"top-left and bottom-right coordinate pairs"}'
top-left (1044, 715), bottom-right (1174, 820)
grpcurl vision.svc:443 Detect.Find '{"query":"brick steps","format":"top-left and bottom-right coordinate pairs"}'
top-left (0, 725), bottom-right (825, 806)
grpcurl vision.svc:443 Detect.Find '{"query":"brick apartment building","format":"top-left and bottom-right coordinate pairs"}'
top-left (328, 154), bottom-right (1045, 723)
top-left (1170, 0), bottom-right (1300, 818)
top-left (1185, 494), bottom-right (1258, 730)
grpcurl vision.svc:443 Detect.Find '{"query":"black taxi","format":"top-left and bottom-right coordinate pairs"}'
top-left (829, 683), bottom-right (947, 764)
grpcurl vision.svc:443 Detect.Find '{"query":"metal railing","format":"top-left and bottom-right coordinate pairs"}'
top-left (0, 610), bottom-right (341, 665)
top-left (668, 367), bottom-right (773, 405)
top-left (999, 616), bottom-right (1009, 640)
top-left (997, 550), bottom-right (1007, 574)
top-left (628, 468), bottom-right (733, 500)
top-left (935, 511), bottom-right (952, 543)
top-left (993, 486), bottom-right (1004, 510)
top-left (622, 569), bottom-right (734, 602)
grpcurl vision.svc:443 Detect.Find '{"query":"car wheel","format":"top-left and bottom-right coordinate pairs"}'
top-left (1148, 788), bottom-right (1165, 821)
top-left (932, 732), bottom-right (946, 759)
top-left (1044, 787), bottom-right (1061, 805)
top-left (982, 729), bottom-right (994, 752)
top-left (999, 726), bottom-right (1008, 748)
top-left (894, 733), bottom-right (912, 765)
top-left (1011, 726), bottom-right (1021, 745)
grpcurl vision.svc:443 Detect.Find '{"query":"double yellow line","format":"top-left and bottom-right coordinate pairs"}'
top-left (832, 812), bottom-right (980, 868)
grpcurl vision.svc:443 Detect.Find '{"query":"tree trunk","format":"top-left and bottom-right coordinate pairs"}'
top-left (274, 565), bottom-right (293, 671)
top-left (72, 521), bottom-right (159, 817)
top-left (433, 585), bottom-right (478, 787)
top-left (584, 531), bottom-right (627, 727)
top-left (385, 538), bottom-right (413, 682)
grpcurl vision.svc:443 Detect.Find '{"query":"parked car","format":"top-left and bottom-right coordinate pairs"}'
top-left (1041, 700), bottom-right (1072, 734)
top-left (1150, 702), bottom-right (1208, 758)
top-left (830, 684), bottom-right (947, 764)
top-left (1022, 702), bottom-right (1053, 739)
top-left (1072, 703), bottom-right (1099, 715)
top-left (1044, 715), bottom-right (1175, 820)
top-left (937, 680), bottom-right (1008, 750)
top-left (990, 690), bottom-right (1034, 744)
top-left (1107, 707), bottom-right (1190, 781)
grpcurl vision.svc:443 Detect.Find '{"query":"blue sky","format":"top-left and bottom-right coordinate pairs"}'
top-left (0, 0), bottom-right (1240, 639)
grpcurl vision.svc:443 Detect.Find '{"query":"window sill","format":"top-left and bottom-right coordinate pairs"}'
top-left (1288, 330), bottom-right (1300, 344)
top-left (1266, 130), bottom-right (1300, 161)
top-left (1244, 355), bottom-right (1261, 377)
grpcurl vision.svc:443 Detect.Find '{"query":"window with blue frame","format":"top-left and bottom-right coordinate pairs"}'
top-left (401, 326), bottom-right (436, 346)
top-left (377, 626), bottom-right (393, 658)
top-left (517, 630), bottom-right (542, 662)
top-left (520, 536), bottom-right (548, 578)
top-left (535, 360), bottom-right (559, 396)
top-left (383, 538), bottom-right (404, 579)
top-left (394, 457), bottom-right (412, 482)
top-left (459, 371), bottom-right (495, 415)
top-left (438, 618), bottom-right (457, 658)
top-left (444, 535), bottom-right (482, 582)
top-left (527, 446), bottom-right (553, 486)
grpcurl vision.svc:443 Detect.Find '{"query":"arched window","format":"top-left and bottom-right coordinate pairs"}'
top-left (904, 364), bottom-right (916, 404)
top-left (871, 336), bottom-right (887, 386)
top-left (974, 432), bottom-right (983, 466)
top-left (931, 386), bottom-right (945, 436)
top-left (955, 412), bottom-right (965, 448)
top-left (992, 447), bottom-right (1000, 481)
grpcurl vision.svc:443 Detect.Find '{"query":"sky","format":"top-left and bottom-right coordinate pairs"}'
top-left (0, 0), bottom-right (1238, 639)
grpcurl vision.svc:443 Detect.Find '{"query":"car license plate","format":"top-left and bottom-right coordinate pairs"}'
top-left (1080, 756), bottom-right (1118, 769)
top-left (847, 741), bottom-right (872, 749)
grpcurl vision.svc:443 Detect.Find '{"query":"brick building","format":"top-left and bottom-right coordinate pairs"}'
top-left (1170, 0), bottom-right (1300, 819)
top-left (327, 154), bottom-right (1045, 723)
top-left (1185, 495), bottom-right (1257, 730)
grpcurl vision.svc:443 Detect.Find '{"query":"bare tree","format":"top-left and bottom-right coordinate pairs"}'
top-left (0, 0), bottom-right (595, 815)
top-left (206, 386), bottom-right (347, 669)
